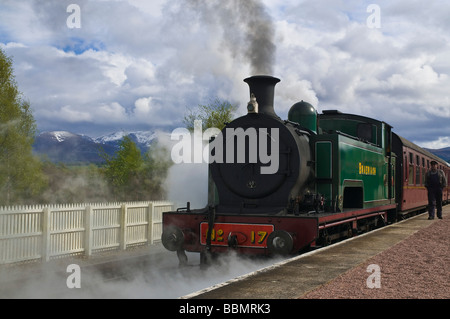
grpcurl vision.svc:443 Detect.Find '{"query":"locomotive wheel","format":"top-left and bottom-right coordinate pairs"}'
top-left (267, 230), bottom-right (294, 255)
top-left (161, 225), bottom-right (185, 252)
top-left (319, 229), bottom-right (332, 246)
top-left (345, 224), bottom-right (353, 238)
top-left (324, 234), bottom-right (332, 246)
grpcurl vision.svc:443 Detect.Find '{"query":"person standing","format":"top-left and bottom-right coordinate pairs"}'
top-left (424, 160), bottom-right (447, 219)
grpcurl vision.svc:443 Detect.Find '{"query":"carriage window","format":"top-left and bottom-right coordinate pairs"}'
top-left (409, 164), bottom-right (414, 185)
top-left (416, 165), bottom-right (421, 185)
top-left (408, 153), bottom-right (414, 185)
top-left (422, 159), bottom-right (426, 185)
top-left (415, 156), bottom-right (420, 185)
top-left (404, 156), bottom-right (408, 181)
top-left (406, 153), bottom-right (414, 185)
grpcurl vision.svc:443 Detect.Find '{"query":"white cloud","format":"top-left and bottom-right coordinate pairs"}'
top-left (416, 137), bottom-right (450, 150)
top-left (82, 50), bottom-right (132, 86)
top-left (97, 102), bottom-right (127, 121)
top-left (55, 105), bottom-right (93, 122)
top-left (134, 97), bottom-right (153, 117)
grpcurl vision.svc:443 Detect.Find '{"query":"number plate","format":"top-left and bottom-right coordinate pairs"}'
top-left (200, 223), bottom-right (274, 248)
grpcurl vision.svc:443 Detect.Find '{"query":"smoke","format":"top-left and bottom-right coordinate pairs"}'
top-left (182, 0), bottom-right (276, 75)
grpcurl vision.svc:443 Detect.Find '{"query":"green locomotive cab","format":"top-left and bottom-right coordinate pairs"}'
top-left (313, 110), bottom-right (396, 213)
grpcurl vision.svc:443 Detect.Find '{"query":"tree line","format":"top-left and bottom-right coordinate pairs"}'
top-left (31, 137), bottom-right (172, 205)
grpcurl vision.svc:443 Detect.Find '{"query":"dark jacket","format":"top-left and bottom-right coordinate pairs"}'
top-left (424, 169), bottom-right (447, 189)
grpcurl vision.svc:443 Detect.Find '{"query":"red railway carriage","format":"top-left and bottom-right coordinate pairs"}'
top-left (392, 133), bottom-right (450, 215)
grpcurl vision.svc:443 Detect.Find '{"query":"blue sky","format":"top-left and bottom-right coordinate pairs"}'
top-left (1, 0), bottom-right (450, 149)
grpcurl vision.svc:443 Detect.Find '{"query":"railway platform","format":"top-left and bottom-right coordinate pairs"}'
top-left (185, 206), bottom-right (450, 299)
top-left (1, 207), bottom-right (448, 300)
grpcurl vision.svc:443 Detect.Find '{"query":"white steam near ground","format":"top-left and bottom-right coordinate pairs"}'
top-left (159, 130), bottom-right (209, 210)
top-left (0, 248), bottom-right (285, 299)
top-left (166, 161), bottom-right (209, 210)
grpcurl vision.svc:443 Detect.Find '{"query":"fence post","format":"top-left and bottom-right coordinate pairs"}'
top-left (120, 204), bottom-right (127, 250)
top-left (42, 207), bottom-right (51, 262)
top-left (147, 202), bottom-right (154, 245)
top-left (85, 206), bottom-right (93, 257)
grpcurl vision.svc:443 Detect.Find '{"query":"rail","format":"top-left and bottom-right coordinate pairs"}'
top-left (0, 201), bottom-right (173, 265)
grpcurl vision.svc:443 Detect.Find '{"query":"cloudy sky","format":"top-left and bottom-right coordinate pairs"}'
top-left (1, 0), bottom-right (450, 149)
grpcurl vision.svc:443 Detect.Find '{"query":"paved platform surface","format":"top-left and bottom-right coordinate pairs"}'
top-left (187, 207), bottom-right (449, 299)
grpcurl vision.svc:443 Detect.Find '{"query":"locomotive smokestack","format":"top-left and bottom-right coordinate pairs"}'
top-left (244, 75), bottom-right (280, 119)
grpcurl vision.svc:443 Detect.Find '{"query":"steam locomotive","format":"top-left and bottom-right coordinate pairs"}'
top-left (161, 75), bottom-right (450, 265)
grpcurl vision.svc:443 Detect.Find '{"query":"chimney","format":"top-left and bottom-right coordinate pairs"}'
top-left (244, 75), bottom-right (280, 119)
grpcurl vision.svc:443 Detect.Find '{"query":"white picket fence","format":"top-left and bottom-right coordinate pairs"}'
top-left (0, 201), bottom-right (173, 265)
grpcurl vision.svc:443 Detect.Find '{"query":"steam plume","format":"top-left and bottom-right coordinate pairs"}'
top-left (185, 0), bottom-right (276, 75)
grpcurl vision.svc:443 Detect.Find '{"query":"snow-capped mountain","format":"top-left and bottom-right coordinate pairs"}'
top-left (94, 130), bottom-right (157, 152)
top-left (33, 130), bottom-right (158, 164)
top-left (37, 131), bottom-right (95, 143)
top-left (47, 131), bottom-right (78, 143)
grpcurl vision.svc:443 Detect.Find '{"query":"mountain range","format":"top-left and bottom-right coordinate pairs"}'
top-left (33, 130), bottom-right (450, 165)
top-left (33, 130), bottom-right (158, 164)
top-left (424, 147), bottom-right (450, 164)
